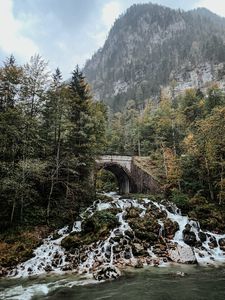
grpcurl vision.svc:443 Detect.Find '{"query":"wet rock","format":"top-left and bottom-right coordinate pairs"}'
top-left (51, 232), bottom-right (61, 240)
top-left (163, 219), bottom-right (179, 238)
top-left (113, 244), bottom-right (124, 254)
top-left (146, 257), bottom-right (153, 265)
top-left (195, 241), bottom-right (202, 248)
top-left (0, 267), bottom-right (8, 277)
top-left (168, 244), bottom-right (197, 264)
top-left (44, 264), bottom-right (53, 272)
top-left (27, 267), bottom-right (33, 273)
top-left (184, 224), bottom-right (191, 232)
top-left (125, 207), bottom-right (142, 219)
top-left (134, 259), bottom-right (143, 268)
top-left (161, 201), bottom-right (179, 214)
top-left (171, 271), bottom-right (186, 277)
top-left (219, 238), bottom-right (225, 251)
top-left (110, 235), bottom-right (121, 243)
top-left (124, 249), bottom-right (132, 259)
top-left (93, 265), bottom-right (121, 281)
top-left (129, 216), bottom-right (160, 242)
top-left (61, 264), bottom-right (73, 271)
top-left (124, 230), bottom-right (134, 239)
top-left (152, 243), bottom-right (168, 256)
top-left (153, 259), bottom-right (160, 267)
top-left (122, 238), bottom-right (129, 246)
top-left (183, 225), bottom-right (197, 246)
top-left (114, 229), bottom-right (122, 236)
top-left (219, 238), bottom-right (225, 247)
top-left (208, 236), bottom-right (218, 248)
top-left (132, 243), bottom-right (147, 256)
top-left (198, 232), bottom-right (207, 243)
top-left (147, 205), bottom-right (167, 219)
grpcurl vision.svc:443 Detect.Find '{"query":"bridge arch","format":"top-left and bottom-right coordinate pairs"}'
top-left (96, 155), bottom-right (161, 195)
top-left (96, 163), bottom-right (132, 194)
top-left (96, 156), bottom-right (136, 194)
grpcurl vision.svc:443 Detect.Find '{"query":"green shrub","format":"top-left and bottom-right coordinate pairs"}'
top-left (169, 189), bottom-right (190, 213)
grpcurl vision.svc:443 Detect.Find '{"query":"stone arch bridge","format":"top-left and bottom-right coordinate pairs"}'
top-left (96, 155), bottom-right (160, 194)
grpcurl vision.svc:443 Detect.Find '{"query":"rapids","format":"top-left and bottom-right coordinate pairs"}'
top-left (6, 193), bottom-right (225, 279)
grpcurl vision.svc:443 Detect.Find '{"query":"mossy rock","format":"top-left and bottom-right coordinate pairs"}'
top-left (61, 211), bottom-right (120, 251)
top-left (61, 235), bottom-right (81, 250)
top-left (129, 216), bottom-right (160, 242)
top-left (163, 219), bottom-right (179, 238)
top-left (146, 206), bottom-right (167, 219)
top-left (134, 229), bottom-right (158, 243)
top-left (125, 207), bottom-right (142, 219)
top-left (82, 210), bottom-right (120, 233)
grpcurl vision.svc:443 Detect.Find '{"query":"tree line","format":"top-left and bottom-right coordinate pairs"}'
top-left (0, 55), bottom-right (106, 231)
top-left (105, 86), bottom-right (225, 212)
top-left (1, 53), bottom-right (225, 232)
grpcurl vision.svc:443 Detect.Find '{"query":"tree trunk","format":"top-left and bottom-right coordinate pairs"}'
top-left (205, 157), bottom-right (214, 201)
top-left (171, 118), bottom-right (177, 156)
top-left (47, 174), bottom-right (54, 222)
top-left (219, 160), bottom-right (224, 205)
top-left (161, 143), bottom-right (168, 179)
top-left (10, 200), bottom-right (16, 224)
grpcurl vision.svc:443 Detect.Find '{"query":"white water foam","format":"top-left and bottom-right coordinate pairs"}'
top-left (8, 193), bottom-right (225, 279)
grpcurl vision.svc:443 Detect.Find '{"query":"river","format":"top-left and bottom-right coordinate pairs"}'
top-left (1, 265), bottom-right (225, 299)
top-left (1, 192), bottom-right (225, 299)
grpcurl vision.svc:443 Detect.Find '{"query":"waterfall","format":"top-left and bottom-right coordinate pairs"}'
top-left (8, 192), bottom-right (225, 279)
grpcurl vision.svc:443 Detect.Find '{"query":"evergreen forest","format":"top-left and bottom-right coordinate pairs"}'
top-left (0, 53), bottom-right (225, 276)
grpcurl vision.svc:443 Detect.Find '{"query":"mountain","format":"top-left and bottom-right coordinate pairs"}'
top-left (83, 3), bottom-right (225, 111)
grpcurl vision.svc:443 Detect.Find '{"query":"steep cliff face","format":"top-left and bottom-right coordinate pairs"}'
top-left (83, 4), bottom-right (225, 110)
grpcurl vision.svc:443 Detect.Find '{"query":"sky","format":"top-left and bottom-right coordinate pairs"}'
top-left (0, 0), bottom-right (225, 77)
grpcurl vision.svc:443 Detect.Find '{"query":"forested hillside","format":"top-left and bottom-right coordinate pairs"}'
top-left (0, 55), bottom-right (106, 231)
top-left (104, 86), bottom-right (225, 231)
top-left (84, 3), bottom-right (225, 111)
top-left (1, 3), bottom-right (225, 280)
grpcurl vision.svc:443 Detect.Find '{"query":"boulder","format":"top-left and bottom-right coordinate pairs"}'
top-left (208, 236), bottom-right (218, 248)
top-left (163, 219), bottom-right (179, 238)
top-left (218, 238), bottom-right (225, 250)
top-left (0, 267), bottom-right (8, 277)
top-left (219, 238), bottom-right (225, 247)
top-left (183, 225), bottom-right (197, 246)
top-left (44, 264), bottom-right (53, 272)
top-left (125, 207), bottom-right (142, 219)
top-left (124, 230), bottom-right (134, 239)
top-left (134, 258), bottom-right (143, 268)
top-left (93, 265), bottom-right (121, 281)
top-left (198, 232), bottom-right (207, 243)
top-left (168, 244), bottom-right (197, 264)
top-left (124, 248), bottom-right (132, 259)
top-left (132, 243), bottom-right (147, 256)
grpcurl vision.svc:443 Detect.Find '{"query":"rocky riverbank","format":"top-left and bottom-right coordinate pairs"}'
top-left (1, 193), bottom-right (225, 280)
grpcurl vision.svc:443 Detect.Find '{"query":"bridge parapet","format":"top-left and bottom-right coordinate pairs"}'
top-left (96, 155), bottom-right (132, 172)
top-left (95, 155), bottom-right (161, 194)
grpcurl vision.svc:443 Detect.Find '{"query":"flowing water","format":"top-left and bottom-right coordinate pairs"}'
top-left (1, 265), bottom-right (225, 299)
top-left (1, 192), bottom-right (225, 299)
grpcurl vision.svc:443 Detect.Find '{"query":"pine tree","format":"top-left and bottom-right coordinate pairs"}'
top-left (67, 66), bottom-right (94, 178)
top-left (0, 55), bottom-right (22, 111)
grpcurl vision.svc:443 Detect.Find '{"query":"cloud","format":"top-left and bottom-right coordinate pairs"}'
top-left (102, 1), bottom-right (123, 29)
top-left (194, 0), bottom-right (225, 17)
top-left (88, 1), bottom-right (123, 49)
top-left (0, 0), bottom-right (38, 61)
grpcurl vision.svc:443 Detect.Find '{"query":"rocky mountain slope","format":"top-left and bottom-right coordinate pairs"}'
top-left (84, 3), bottom-right (225, 110)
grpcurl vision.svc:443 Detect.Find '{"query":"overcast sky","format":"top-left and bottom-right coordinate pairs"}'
top-left (0, 0), bottom-right (225, 77)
